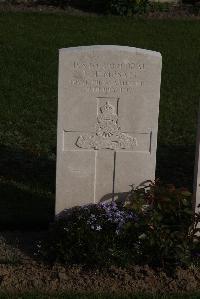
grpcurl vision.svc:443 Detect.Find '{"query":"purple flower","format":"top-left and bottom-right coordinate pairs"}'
top-left (98, 201), bottom-right (137, 234)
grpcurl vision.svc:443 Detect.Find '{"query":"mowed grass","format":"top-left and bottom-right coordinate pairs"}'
top-left (1, 293), bottom-right (200, 299)
top-left (0, 13), bottom-right (200, 227)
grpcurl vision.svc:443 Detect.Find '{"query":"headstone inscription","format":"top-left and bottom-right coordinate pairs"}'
top-left (56, 45), bottom-right (162, 214)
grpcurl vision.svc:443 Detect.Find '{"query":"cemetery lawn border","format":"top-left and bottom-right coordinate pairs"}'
top-left (1, 293), bottom-right (200, 299)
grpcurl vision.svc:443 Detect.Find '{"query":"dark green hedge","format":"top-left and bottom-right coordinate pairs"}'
top-left (38, 0), bottom-right (149, 15)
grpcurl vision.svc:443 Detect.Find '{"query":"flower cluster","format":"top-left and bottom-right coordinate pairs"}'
top-left (37, 182), bottom-right (197, 269)
top-left (85, 201), bottom-right (137, 234)
top-left (87, 213), bottom-right (102, 231)
top-left (99, 201), bottom-right (137, 234)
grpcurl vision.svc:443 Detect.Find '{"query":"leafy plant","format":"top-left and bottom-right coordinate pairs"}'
top-left (109, 0), bottom-right (149, 15)
top-left (123, 181), bottom-right (194, 269)
top-left (38, 202), bottom-right (138, 266)
top-left (38, 180), bottom-right (200, 271)
top-left (49, 0), bottom-right (149, 15)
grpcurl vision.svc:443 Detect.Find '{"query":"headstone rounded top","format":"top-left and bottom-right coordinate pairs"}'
top-left (59, 45), bottom-right (162, 59)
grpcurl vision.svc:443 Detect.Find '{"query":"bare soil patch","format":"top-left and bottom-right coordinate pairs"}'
top-left (0, 231), bottom-right (199, 294)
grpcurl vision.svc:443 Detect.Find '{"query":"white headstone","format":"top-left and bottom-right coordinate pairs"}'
top-left (193, 105), bottom-right (200, 213)
top-left (56, 45), bottom-right (162, 214)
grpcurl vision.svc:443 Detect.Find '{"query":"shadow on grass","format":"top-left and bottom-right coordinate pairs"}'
top-left (156, 143), bottom-right (196, 191)
top-left (0, 144), bottom-right (55, 229)
top-left (0, 143), bottom-right (196, 229)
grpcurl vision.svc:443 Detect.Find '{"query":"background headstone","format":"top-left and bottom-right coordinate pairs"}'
top-left (193, 103), bottom-right (200, 213)
top-left (56, 45), bottom-right (162, 214)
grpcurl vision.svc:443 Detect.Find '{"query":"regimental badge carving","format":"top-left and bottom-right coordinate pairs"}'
top-left (76, 101), bottom-right (137, 150)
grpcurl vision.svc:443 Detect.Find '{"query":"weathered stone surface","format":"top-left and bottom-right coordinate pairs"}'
top-left (56, 45), bottom-right (162, 214)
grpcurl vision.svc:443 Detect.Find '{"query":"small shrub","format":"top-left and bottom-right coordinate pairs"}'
top-left (38, 180), bottom-right (200, 271)
top-left (109, 0), bottom-right (149, 15)
top-left (123, 181), bottom-right (194, 269)
top-left (38, 202), bottom-right (138, 266)
top-left (49, 0), bottom-right (149, 15)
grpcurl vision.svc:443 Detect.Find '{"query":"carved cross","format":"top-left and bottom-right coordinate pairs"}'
top-left (64, 98), bottom-right (139, 202)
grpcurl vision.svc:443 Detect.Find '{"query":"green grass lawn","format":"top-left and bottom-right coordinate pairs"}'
top-left (0, 13), bottom-right (200, 227)
top-left (1, 293), bottom-right (200, 299)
